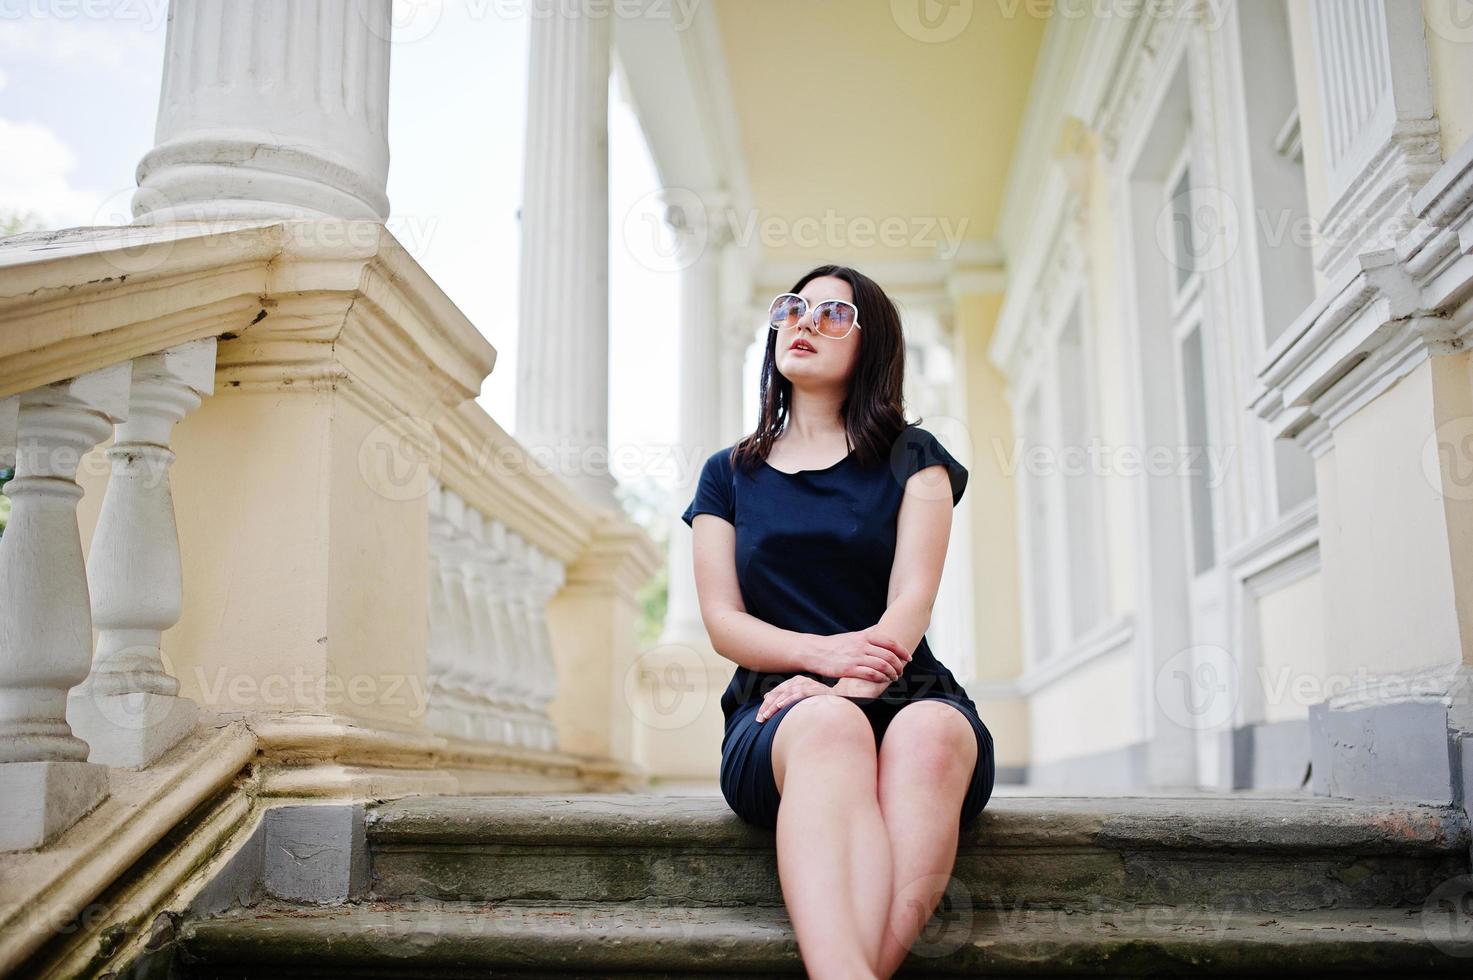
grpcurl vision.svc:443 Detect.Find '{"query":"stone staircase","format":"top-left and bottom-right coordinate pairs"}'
top-left (166, 792), bottom-right (1473, 977)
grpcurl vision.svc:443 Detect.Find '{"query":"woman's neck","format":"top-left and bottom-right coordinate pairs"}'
top-left (784, 386), bottom-right (847, 445)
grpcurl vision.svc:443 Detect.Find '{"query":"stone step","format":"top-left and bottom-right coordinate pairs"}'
top-left (366, 793), bottom-right (1471, 912)
top-left (175, 899), bottom-right (1473, 977)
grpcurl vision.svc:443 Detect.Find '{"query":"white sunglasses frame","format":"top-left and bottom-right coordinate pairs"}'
top-left (766, 293), bottom-right (862, 340)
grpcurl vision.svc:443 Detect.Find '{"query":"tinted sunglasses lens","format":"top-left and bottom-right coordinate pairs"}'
top-left (813, 301), bottom-right (855, 337)
top-left (769, 295), bottom-right (805, 329)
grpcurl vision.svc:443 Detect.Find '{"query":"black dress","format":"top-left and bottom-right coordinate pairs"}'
top-left (681, 423), bottom-right (996, 830)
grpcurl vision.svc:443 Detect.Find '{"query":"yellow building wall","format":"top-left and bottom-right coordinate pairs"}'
top-left (954, 288), bottom-right (1029, 769)
top-left (1255, 570), bottom-right (1326, 725)
top-left (1423, 0), bottom-right (1473, 158)
top-left (1027, 646), bottom-right (1138, 766)
top-left (1316, 354), bottom-right (1469, 678)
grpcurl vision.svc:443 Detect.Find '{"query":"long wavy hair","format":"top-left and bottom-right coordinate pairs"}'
top-left (731, 264), bottom-right (913, 474)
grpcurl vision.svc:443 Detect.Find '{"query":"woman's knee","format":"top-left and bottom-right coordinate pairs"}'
top-left (770, 695), bottom-right (876, 789)
top-left (880, 700), bottom-right (979, 781)
top-left (777, 693), bottom-right (873, 744)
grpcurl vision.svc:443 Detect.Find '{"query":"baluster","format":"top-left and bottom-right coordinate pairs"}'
top-left (505, 533), bottom-right (541, 747)
top-left (457, 509), bottom-right (497, 743)
top-left (0, 364), bottom-right (131, 850)
top-left (524, 548), bottom-right (565, 751)
top-left (69, 339), bottom-right (216, 769)
top-left (481, 520), bottom-right (519, 746)
top-left (428, 489), bottom-right (476, 737)
top-left (426, 482), bottom-right (458, 737)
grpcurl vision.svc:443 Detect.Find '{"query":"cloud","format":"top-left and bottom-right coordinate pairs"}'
top-left (0, 117), bottom-right (105, 228)
top-left (0, 8), bottom-right (165, 71)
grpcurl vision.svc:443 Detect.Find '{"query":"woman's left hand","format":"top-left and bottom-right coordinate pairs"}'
top-left (755, 675), bottom-right (833, 722)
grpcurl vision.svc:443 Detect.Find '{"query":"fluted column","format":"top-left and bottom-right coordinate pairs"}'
top-left (133, 0), bottom-right (393, 223)
top-left (0, 365), bottom-right (131, 851)
top-left (68, 339), bottom-right (217, 769)
top-left (661, 225), bottom-right (726, 648)
top-left (515, 5), bottom-right (616, 509)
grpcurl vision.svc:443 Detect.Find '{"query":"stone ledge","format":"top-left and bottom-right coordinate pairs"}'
top-left (366, 792), bottom-right (1471, 855)
top-left (175, 899), bottom-right (1473, 976)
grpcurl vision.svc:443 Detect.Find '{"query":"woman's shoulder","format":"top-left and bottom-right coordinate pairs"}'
top-left (887, 422), bottom-right (948, 460)
top-left (887, 422), bottom-right (969, 504)
top-left (700, 442), bottom-right (741, 476)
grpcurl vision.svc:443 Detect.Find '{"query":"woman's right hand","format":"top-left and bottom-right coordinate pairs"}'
top-left (806, 628), bottom-right (912, 683)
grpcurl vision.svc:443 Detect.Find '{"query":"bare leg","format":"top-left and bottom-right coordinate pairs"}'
top-left (871, 700), bottom-right (978, 978)
top-left (771, 694), bottom-right (890, 980)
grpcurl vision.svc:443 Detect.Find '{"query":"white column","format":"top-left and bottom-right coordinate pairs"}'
top-left (0, 365), bottom-right (131, 851)
top-left (133, 0), bottom-right (393, 223)
top-left (68, 339), bottom-right (217, 769)
top-left (661, 228), bottom-right (725, 648)
top-left (515, 6), bottom-right (616, 510)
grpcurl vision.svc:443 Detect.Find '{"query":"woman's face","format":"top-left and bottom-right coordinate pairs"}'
top-left (773, 275), bottom-right (861, 388)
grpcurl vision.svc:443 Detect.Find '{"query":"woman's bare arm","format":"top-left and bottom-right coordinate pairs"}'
top-left (832, 464), bottom-right (954, 695)
top-left (879, 463), bottom-right (954, 648)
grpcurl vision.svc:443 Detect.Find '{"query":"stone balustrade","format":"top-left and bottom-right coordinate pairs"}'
top-left (426, 480), bottom-right (566, 751)
top-left (0, 338), bottom-right (215, 850)
top-left (0, 219), bottom-right (660, 854)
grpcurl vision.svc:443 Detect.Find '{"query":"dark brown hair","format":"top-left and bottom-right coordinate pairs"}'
top-left (731, 264), bottom-right (912, 473)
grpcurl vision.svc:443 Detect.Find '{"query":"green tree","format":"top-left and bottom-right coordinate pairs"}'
top-left (0, 208), bottom-right (43, 537)
top-left (613, 474), bottom-right (673, 649)
top-left (0, 208), bottom-right (44, 237)
top-left (0, 467), bottom-right (11, 536)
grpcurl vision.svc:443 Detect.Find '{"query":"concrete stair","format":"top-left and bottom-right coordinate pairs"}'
top-left (173, 792), bottom-right (1473, 977)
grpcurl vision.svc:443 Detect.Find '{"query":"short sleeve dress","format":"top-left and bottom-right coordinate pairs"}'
top-left (681, 423), bottom-right (996, 831)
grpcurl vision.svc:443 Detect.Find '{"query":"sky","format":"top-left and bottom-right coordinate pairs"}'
top-left (0, 0), bottom-right (682, 508)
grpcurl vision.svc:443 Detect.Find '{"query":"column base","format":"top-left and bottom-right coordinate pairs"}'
top-left (0, 760), bottom-right (109, 851)
top-left (67, 691), bottom-right (200, 770)
top-left (1309, 698), bottom-right (1461, 804)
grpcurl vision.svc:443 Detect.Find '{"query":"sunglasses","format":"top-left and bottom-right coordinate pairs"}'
top-left (767, 293), bottom-right (862, 340)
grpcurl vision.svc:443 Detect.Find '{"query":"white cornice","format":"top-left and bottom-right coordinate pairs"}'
top-left (996, 10), bottom-right (1096, 255)
top-left (990, 8), bottom-right (1151, 380)
top-left (1252, 137), bottom-right (1473, 456)
top-left (612, 5), bottom-right (759, 286)
top-left (747, 245), bottom-right (1006, 327)
top-left (0, 220), bottom-right (495, 407)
